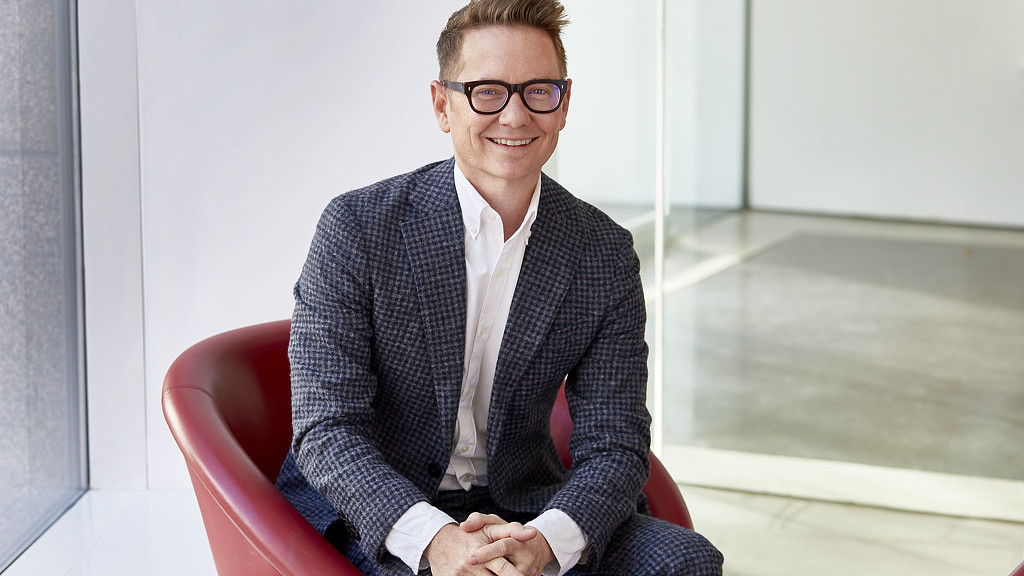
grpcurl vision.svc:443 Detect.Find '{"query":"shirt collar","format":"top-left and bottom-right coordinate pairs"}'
top-left (454, 162), bottom-right (541, 242)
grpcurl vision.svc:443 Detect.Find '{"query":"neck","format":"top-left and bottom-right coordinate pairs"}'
top-left (485, 188), bottom-right (531, 241)
top-left (461, 168), bottom-right (538, 241)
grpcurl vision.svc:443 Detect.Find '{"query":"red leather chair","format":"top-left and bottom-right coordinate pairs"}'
top-left (163, 320), bottom-right (693, 576)
top-left (1011, 560), bottom-right (1024, 576)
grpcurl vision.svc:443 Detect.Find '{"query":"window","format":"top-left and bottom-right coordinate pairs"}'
top-left (0, 0), bottom-right (86, 570)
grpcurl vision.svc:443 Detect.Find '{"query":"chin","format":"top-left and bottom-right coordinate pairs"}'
top-left (492, 165), bottom-right (543, 183)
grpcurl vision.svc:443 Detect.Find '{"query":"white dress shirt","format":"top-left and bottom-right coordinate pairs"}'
top-left (383, 164), bottom-right (588, 575)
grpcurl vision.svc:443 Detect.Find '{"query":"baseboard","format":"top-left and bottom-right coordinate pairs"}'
top-left (662, 444), bottom-right (1024, 524)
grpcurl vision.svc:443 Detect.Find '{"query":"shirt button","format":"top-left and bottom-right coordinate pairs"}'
top-left (487, 212), bottom-right (497, 221)
top-left (470, 225), bottom-right (478, 234)
top-left (460, 445), bottom-right (470, 453)
top-left (461, 474), bottom-right (472, 483)
top-left (495, 269), bottom-right (504, 278)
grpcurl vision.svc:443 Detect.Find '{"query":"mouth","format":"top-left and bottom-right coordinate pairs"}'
top-left (488, 137), bottom-right (535, 147)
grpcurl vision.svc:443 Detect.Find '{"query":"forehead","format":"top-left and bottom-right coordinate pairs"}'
top-left (456, 26), bottom-right (561, 81)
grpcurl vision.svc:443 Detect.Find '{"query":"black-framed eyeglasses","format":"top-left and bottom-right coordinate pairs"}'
top-left (444, 79), bottom-right (568, 114)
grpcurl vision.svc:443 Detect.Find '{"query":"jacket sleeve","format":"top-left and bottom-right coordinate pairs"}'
top-left (544, 237), bottom-right (652, 568)
top-left (288, 197), bottom-right (426, 562)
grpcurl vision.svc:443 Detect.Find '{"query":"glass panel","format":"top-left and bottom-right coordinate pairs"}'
top-left (552, 0), bottom-right (663, 440)
top-left (659, 0), bottom-right (747, 451)
top-left (555, 0), bottom-right (747, 449)
top-left (0, 0), bottom-right (86, 570)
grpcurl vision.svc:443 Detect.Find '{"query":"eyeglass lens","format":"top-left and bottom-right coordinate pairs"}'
top-left (472, 82), bottom-right (562, 113)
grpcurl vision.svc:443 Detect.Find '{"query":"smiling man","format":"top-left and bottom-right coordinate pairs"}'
top-left (276, 1), bottom-right (723, 575)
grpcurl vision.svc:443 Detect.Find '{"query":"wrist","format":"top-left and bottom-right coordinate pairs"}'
top-left (533, 531), bottom-right (556, 569)
top-left (528, 509), bottom-right (588, 575)
top-left (424, 523), bottom-right (460, 565)
top-left (386, 502), bottom-right (455, 572)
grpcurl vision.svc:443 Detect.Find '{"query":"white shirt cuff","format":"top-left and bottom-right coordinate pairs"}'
top-left (527, 509), bottom-right (590, 576)
top-left (384, 501), bottom-right (456, 573)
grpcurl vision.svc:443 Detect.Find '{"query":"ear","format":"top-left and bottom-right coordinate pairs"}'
top-left (430, 81), bottom-right (451, 134)
top-left (557, 78), bottom-right (572, 131)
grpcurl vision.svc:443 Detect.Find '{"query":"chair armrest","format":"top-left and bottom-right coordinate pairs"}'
top-left (644, 452), bottom-right (694, 530)
top-left (163, 387), bottom-right (361, 576)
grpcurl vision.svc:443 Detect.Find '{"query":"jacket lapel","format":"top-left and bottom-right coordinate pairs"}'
top-left (400, 160), bottom-right (466, 449)
top-left (487, 176), bottom-right (585, 442)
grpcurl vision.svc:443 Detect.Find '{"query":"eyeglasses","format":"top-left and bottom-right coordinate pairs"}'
top-left (444, 79), bottom-right (568, 114)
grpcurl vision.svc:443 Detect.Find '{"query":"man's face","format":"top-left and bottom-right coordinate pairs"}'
top-left (431, 26), bottom-right (570, 196)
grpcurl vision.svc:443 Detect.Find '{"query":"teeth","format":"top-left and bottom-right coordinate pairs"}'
top-left (491, 138), bottom-right (532, 146)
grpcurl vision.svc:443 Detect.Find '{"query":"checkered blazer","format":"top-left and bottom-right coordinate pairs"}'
top-left (279, 158), bottom-right (651, 569)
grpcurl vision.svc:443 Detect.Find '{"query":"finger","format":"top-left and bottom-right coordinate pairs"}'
top-left (481, 522), bottom-right (537, 543)
top-left (509, 525), bottom-right (537, 542)
top-left (468, 537), bottom-right (512, 561)
top-left (461, 512), bottom-right (506, 532)
top-left (469, 535), bottom-right (534, 566)
top-left (484, 556), bottom-right (526, 576)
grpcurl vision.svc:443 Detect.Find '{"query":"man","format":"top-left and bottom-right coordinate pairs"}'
top-left (276, 1), bottom-right (724, 574)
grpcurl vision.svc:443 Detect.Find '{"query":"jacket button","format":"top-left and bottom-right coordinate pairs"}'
top-left (427, 463), bottom-right (442, 478)
top-left (342, 518), bottom-right (360, 541)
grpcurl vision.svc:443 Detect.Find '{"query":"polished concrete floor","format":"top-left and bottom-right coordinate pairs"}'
top-left (659, 213), bottom-right (1019, 477)
top-left (642, 210), bottom-right (1024, 482)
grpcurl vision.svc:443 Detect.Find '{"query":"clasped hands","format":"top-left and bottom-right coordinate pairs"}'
top-left (425, 512), bottom-right (556, 576)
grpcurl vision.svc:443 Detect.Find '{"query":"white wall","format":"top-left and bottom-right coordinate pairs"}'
top-left (749, 0), bottom-right (1024, 227)
top-left (79, 0), bottom-right (147, 490)
top-left (80, 1), bottom-right (465, 490)
top-left (135, 1), bottom-right (468, 489)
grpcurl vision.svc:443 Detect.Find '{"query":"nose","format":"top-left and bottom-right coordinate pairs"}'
top-left (498, 92), bottom-right (531, 127)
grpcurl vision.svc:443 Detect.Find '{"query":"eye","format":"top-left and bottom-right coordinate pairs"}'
top-left (472, 84), bottom-right (507, 102)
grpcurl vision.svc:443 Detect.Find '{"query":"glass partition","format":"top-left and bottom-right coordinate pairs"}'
top-left (555, 0), bottom-right (747, 449)
top-left (556, 2), bottom-right (1022, 521)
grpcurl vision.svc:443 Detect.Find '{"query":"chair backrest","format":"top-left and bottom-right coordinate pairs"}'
top-left (163, 320), bottom-right (692, 575)
top-left (163, 320), bottom-right (360, 575)
top-left (175, 320), bottom-right (293, 479)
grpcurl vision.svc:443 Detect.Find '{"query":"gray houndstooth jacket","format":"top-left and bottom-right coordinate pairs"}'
top-left (278, 157), bottom-right (652, 570)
